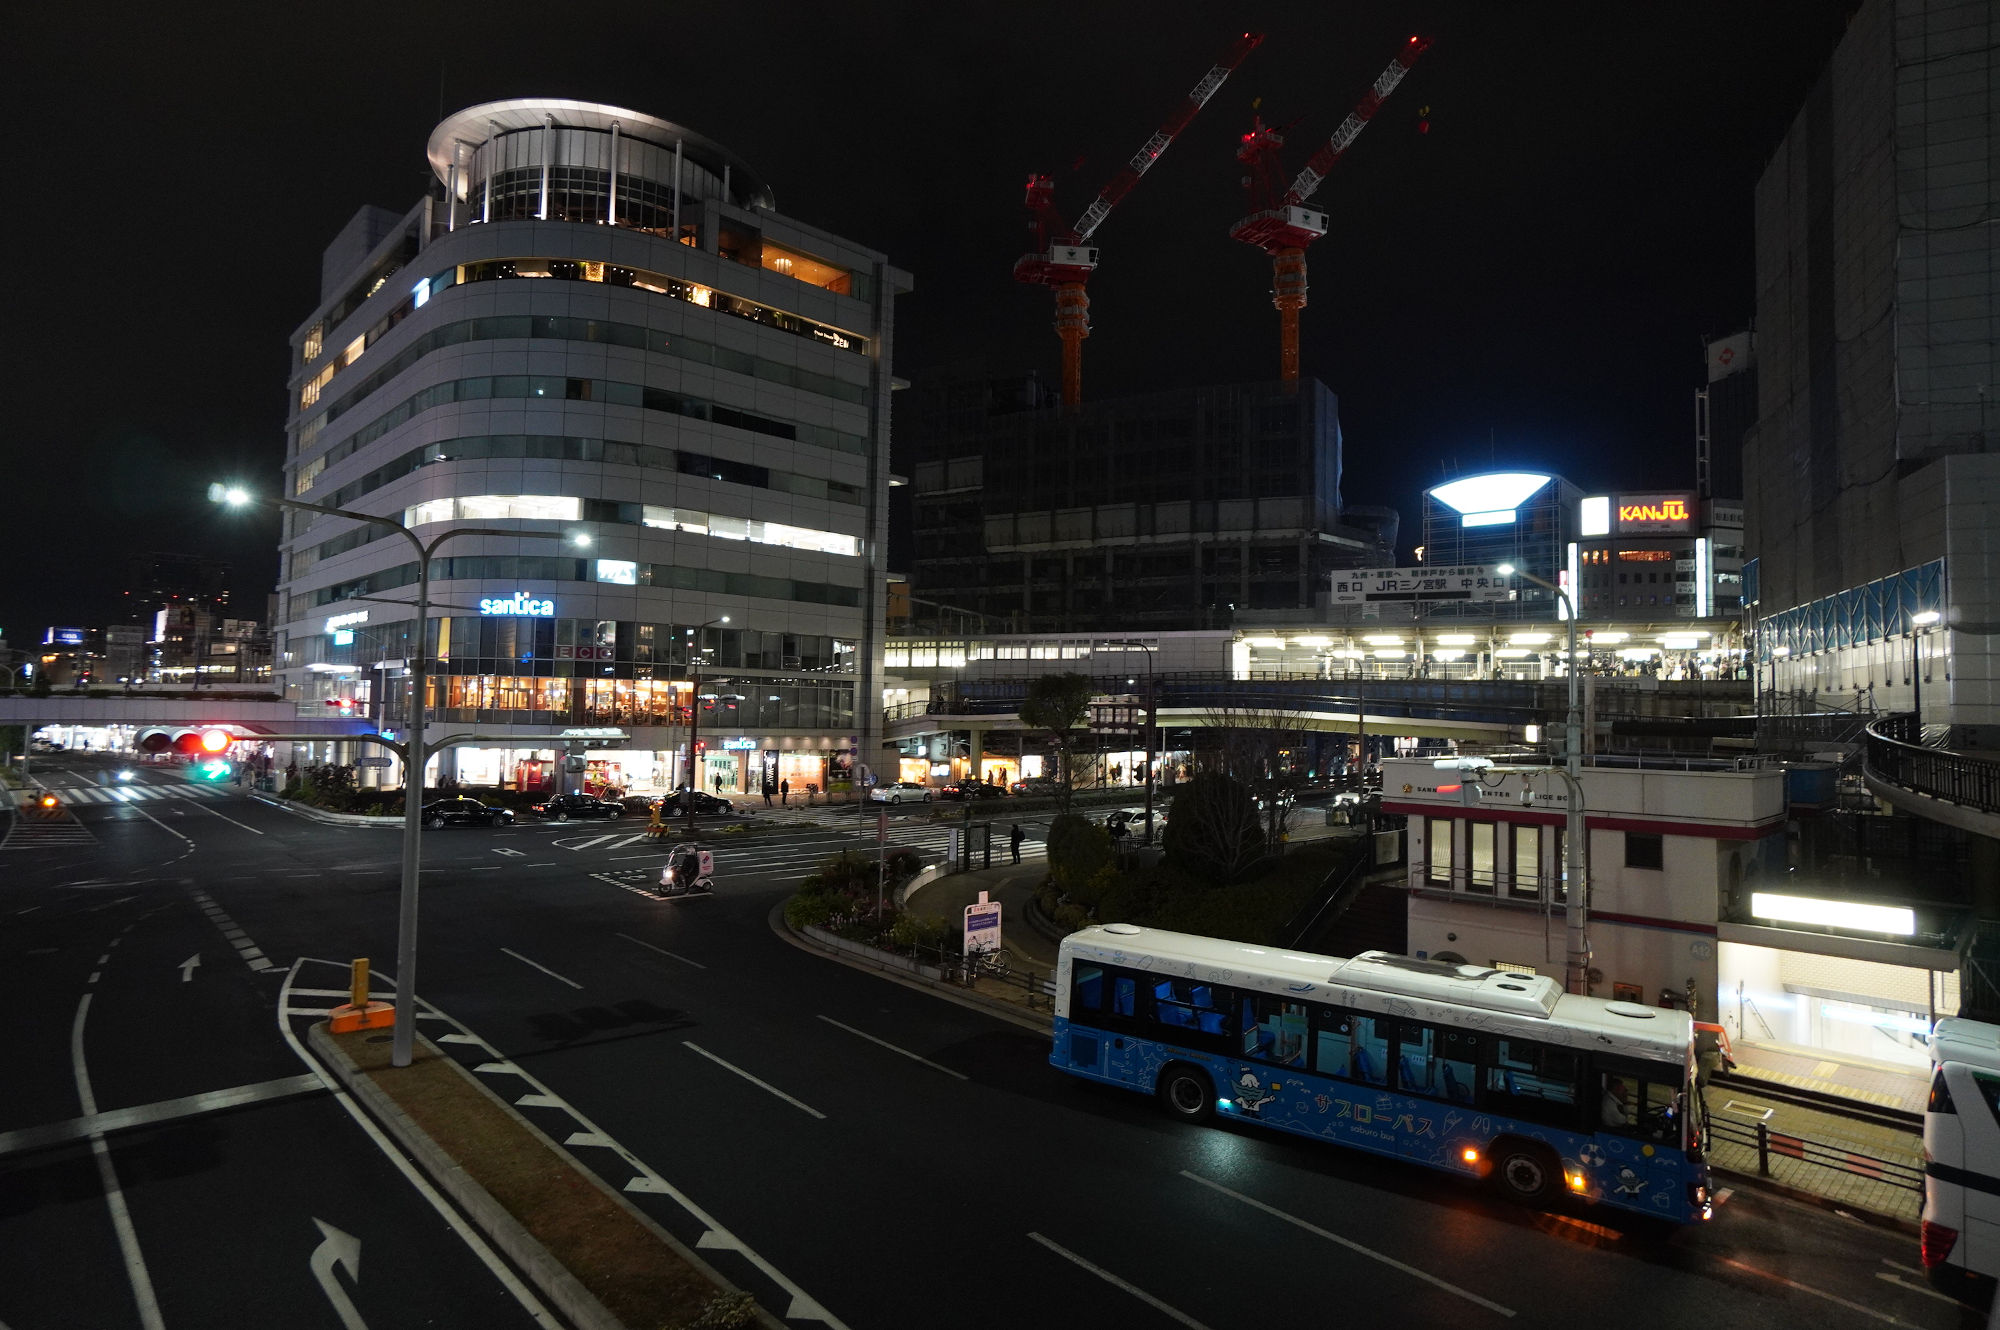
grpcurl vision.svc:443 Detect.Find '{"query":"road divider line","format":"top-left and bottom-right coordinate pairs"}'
top-left (193, 802), bottom-right (266, 835)
top-left (1026, 1232), bottom-right (1212, 1330)
top-left (72, 992), bottom-right (166, 1330)
top-left (1180, 1171), bottom-right (1515, 1317)
top-left (411, 994), bottom-right (850, 1328)
top-left (815, 1015), bottom-right (968, 1081)
top-left (616, 933), bottom-right (707, 969)
top-left (114, 796), bottom-right (191, 844)
top-left (275, 960), bottom-right (563, 1328)
top-left (0, 1073), bottom-right (326, 1156)
top-left (682, 1042), bottom-right (825, 1119)
top-left (1873, 1271), bottom-right (1961, 1306)
top-left (1711, 1255), bottom-right (1912, 1324)
top-left (500, 947), bottom-right (583, 989)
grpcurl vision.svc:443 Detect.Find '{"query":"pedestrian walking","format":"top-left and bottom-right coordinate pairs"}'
top-left (762, 783), bottom-right (773, 808)
top-left (780, 778), bottom-right (789, 806)
top-left (1010, 823), bottom-right (1024, 865)
top-left (713, 773), bottom-right (724, 796)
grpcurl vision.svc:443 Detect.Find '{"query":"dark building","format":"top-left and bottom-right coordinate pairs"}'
top-left (900, 369), bottom-right (1393, 633)
top-left (122, 552), bottom-right (231, 624)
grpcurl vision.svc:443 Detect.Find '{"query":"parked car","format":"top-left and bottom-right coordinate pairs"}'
top-left (651, 790), bottom-right (735, 816)
top-left (870, 782), bottom-right (933, 805)
top-left (421, 797), bottom-right (516, 828)
top-left (530, 793), bottom-right (624, 821)
top-left (1009, 777), bottom-right (1061, 797)
top-left (938, 781), bottom-right (1007, 801)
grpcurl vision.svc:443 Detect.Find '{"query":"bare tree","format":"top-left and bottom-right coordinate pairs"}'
top-left (1019, 672), bottom-right (1095, 812)
top-left (1197, 697), bottom-right (1317, 844)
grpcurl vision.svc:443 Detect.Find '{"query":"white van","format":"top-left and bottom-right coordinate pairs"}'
top-left (1923, 1016), bottom-right (2000, 1297)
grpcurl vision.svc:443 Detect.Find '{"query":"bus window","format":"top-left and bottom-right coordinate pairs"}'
top-left (1239, 995), bottom-right (1308, 1066)
top-left (1484, 1039), bottom-right (1580, 1126)
top-left (1150, 977), bottom-right (1233, 1039)
top-left (1397, 1026), bottom-right (1437, 1095)
top-left (1438, 1029), bottom-right (1479, 1104)
top-left (1316, 1012), bottom-right (1388, 1086)
top-left (1113, 975), bottom-right (1137, 1018)
top-left (1597, 1066), bottom-right (1683, 1143)
top-left (1074, 965), bottom-right (1105, 1012)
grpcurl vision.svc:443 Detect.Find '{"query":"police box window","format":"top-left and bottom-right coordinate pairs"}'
top-left (1625, 832), bottom-right (1664, 870)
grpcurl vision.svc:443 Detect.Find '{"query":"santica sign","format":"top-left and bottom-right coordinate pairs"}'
top-left (479, 592), bottom-right (555, 617)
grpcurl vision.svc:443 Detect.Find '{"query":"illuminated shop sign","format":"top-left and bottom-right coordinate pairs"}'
top-left (721, 738), bottom-right (758, 750)
top-left (1614, 492), bottom-right (1697, 534)
top-left (325, 610), bottom-right (370, 636)
top-left (479, 592), bottom-right (555, 617)
top-left (44, 627), bottom-right (85, 646)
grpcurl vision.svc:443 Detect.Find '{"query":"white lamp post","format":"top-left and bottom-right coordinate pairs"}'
top-left (1496, 561), bottom-right (1589, 994)
top-left (211, 483), bottom-right (584, 1066)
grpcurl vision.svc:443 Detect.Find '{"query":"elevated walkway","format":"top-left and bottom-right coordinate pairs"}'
top-left (1862, 712), bottom-right (2000, 841)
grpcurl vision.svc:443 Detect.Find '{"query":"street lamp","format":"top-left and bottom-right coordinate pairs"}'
top-left (210, 482), bottom-right (586, 1067)
top-left (1103, 640), bottom-right (1158, 844)
top-left (1496, 561), bottom-right (1590, 995)
top-left (681, 616), bottom-right (730, 833)
top-left (1911, 609), bottom-right (1941, 727)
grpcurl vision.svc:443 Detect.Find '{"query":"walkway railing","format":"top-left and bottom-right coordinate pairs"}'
top-left (1865, 714), bottom-right (2000, 816)
top-left (1704, 1115), bottom-right (1923, 1195)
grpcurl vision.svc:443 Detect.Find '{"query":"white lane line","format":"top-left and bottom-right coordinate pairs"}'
top-left (72, 993), bottom-right (166, 1330)
top-left (1026, 1232), bottom-right (1213, 1330)
top-left (1873, 1271), bottom-right (1961, 1306)
top-left (615, 933), bottom-right (707, 969)
top-left (1712, 1255), bottom-right (1912, 1324)
top-left (608, 833), bottom-right (652, 849)
top-left (110, 795), bottom-right (191, 844)
top-left (461, 866), bottom-right (503, 872)
top-left (610, 854), bottom-right (672, 862)
top-left (815, 1015), bottom-right (968, 1081)
top-left (192, 802), bottom-right (265, 835)
top-left (0, 1073), bottom-right (326, 1156)
top-left (1180, 1171), bottom-right (1515, 1317)
top-left (566, 835), bottom-right (618, 850)
top-left (500, 948), bottom-right (583, 989)
top-left (276, 961), bottom-right (563, 1328)
top-left (682, 1042), bottom-right (825, 1119)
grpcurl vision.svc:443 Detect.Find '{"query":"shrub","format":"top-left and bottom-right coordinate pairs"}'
top-left (1045, 814), bottom-right (1113, 892)
top-left (785, 890), bottom-right (842, 930)
top-left (1161, 771), bottom-right (1266, 884)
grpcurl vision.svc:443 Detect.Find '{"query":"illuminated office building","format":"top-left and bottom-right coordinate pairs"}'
top-left (276, 99), bottom-right (909, 796)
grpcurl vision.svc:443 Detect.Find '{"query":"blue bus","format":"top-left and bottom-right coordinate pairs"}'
top-left (1052, 923), bottom-right (1712, 1224)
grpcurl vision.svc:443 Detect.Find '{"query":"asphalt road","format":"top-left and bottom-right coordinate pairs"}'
top-left (1, 755), bottom-right (1981, 1329)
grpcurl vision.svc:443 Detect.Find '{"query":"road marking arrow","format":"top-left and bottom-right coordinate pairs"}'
top-left (310, 1218), bottom-right (367, 1330)
top-left (178, 954), bottom-right (200, 983)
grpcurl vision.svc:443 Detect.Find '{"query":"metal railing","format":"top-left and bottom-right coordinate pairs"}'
top-left (1280, 849), bottom-right (1371, 949)
top-left (1704, 1115), bottom-right (1923, 1193)
top-left (1866, 714), bottom-right (2000, 816)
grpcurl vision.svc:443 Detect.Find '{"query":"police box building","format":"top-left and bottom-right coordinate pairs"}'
top-left (276, 99), bottom-right (908, 799)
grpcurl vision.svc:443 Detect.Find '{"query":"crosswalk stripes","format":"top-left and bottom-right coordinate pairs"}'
top-left (38, 783), bottom-right (232, 806)
top-left (1, 814), bottom-right (97, 849)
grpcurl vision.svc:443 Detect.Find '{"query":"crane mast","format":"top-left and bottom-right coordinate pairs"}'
top-left (1229, 34), bottom-right (1431, 387)
top-left (1016, 31), bottom-right (1264, 406)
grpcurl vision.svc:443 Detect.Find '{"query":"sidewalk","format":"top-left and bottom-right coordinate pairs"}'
top-left (902, 854), bottom-right (1061, 973)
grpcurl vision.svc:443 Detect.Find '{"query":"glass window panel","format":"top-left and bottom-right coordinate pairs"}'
top-left (1468, 822), bottom-right (1497, 894)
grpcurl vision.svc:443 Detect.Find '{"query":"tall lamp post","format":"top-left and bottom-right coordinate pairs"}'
top-left (1109, 639), bottom-right (1158, 844)
top-left (211, 483), bottom-right (583, 1067)
top-left (1911, 609), bottom-right (1941, 727)
top-left (681, 617), bottom-right (730, 834)
top-left (1496, 561), bottom-right (1590, 995)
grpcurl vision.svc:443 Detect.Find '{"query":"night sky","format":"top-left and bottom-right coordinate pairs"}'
top-left (13, 1), bottom-right (1858, 642)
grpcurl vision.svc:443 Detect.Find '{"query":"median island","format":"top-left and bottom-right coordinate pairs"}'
top-left (315, 1024), bottom-right (764, 1330)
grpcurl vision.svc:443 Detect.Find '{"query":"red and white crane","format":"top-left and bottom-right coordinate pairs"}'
top-left (1015, 31), bottom-right (1265, 407)
top-left (1230, 34), bottom-right (1432, 387)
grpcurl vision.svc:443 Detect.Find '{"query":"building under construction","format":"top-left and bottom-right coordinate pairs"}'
top-left (899, 367), bottom-right (1395, 634)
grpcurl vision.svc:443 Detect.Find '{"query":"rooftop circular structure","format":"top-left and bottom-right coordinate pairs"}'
top-left (427, 98), bottom-right (775, 212)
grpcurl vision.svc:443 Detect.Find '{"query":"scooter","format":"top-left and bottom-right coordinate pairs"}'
top-left (658, 843), bottom-right (715, 896)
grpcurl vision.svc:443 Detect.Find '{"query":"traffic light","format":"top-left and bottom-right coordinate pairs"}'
top-left (139, 728), bottom-right (233, 757)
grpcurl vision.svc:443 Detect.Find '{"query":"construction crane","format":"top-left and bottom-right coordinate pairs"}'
top-left (1230, 34), bottom-right (1432, 387)
top-left (1016, 31), bottom-right (1265, 407)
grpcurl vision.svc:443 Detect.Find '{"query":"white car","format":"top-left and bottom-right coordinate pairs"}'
top-left (870, 782), bottom-right (933, 805)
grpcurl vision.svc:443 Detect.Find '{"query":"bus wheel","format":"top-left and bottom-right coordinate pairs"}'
top-left (1158, 1064), bottom-right (1215, 1124)
top-left (1493, 1140), bottom-right (1558, 1206)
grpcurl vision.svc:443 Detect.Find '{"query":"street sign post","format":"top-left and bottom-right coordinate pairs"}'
top-left (964, 891), bottom-right (1002, 960)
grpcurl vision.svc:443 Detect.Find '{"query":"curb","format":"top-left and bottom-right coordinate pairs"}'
top-left (1708, 1164), bottom-right (1920, 1236)
top-left (309, 1024), bottom-right (781, 1330)
top-left (771, 901), bottom-right (1052, 1035)
top-left (251, 794), bottom-right (402, 827)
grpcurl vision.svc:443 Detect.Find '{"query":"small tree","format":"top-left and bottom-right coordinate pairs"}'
top-left (1019, 672), bottom-right (1095, 811)
top-left (1162, 770), bottom-right (1266, 884)
top-left (1045, 813), bottom-right (1114, 893)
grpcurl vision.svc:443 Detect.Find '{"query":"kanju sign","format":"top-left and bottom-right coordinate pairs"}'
top-left (1331, 566), bottom-right (1515, 604)
top-left (1613, 493), bottom-right (1697, 535)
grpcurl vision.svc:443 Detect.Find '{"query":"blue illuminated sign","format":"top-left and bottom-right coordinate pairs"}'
top-left (479, 592), bottom-right (555, 617)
